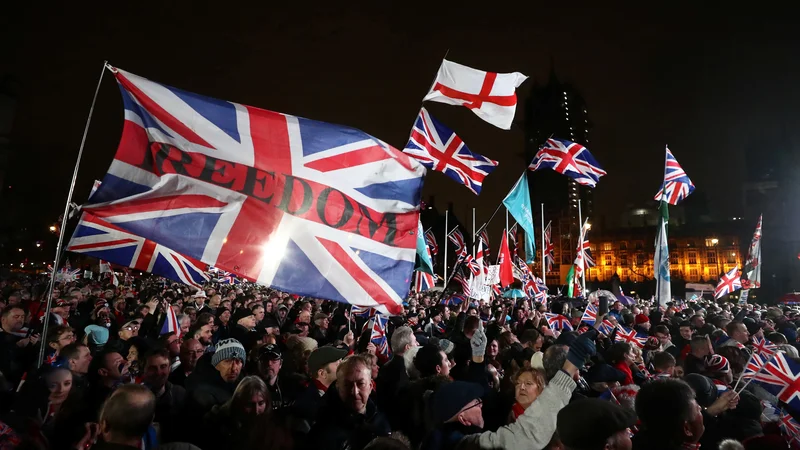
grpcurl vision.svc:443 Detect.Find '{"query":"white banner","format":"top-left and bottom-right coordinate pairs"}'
top-left (485, 265), bottom-right (500, 285)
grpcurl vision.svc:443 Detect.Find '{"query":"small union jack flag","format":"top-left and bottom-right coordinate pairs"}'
top-left (448, 228), bottom-right (468, 263)
top-left (778, 410), bottom-right (800, 439)
top-left (615, 326), bottom-right (648, 349)
top-left (414, 270), bottom-right (436, 292)
top-left (752, 335), bottom-right (779, 358)
top-left (580, 303), bottom-right (601, 326)
top-left (741, 353), bottom-right (767, 381)
top-left (363, 313), bottom-right (391, 359)
top-left (351, 305), bottom-right (379, 319)
top-left (464, 254), bottom-right (481, 276)
top-left (424, 229), bottom-right (439, 256)
top-left (543, 221), bottom-right (554, 273)
top-left (405, 108), bottom-right (499, 195)
top-left (529, 138), bottom-right (606, 188)
top-left (779, 410), bottom-right (800, 442)
top-left (753, 352), bottom-right (800, 411)
top-left (544, 313), bottom-right (573, 332)
top-left (441, 294), bottom-right (466, 306)
top-left (714, 267), bottom-right (742, 299)
top-left (654, 146), bottom-right (695, 205)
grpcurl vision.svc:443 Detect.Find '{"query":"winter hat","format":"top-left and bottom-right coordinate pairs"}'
top-left (212, 338), bottom-right (246, 366)
top-left (705, 354), bottom-right (731, 374)
top-left (438, 339), bottom-right (455, 355)
top-left (231, 308), bottom-right (255, 325)
top-left (634, 314), bottom-right (650, 325)
top-left (84, 324), bottom-right (109, 346)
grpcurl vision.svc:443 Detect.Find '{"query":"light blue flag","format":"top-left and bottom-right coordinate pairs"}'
top-left (502, 174), bottom-right (536, 263)
top-left (415, 219), bottom-right (434, 274)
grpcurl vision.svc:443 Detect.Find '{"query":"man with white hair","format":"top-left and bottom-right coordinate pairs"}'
top-left (376, 326), bottom-right (418, 429)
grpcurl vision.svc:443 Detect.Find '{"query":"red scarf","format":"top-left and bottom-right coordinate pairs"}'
top-left (614, 360), bottom-right (634, 385)
top-left (511, 402), bottom-right (526, 421)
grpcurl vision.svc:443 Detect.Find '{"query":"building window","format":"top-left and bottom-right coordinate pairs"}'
top-left (620, 242), bottom-right (628, 250)
top-left (589, 244), bottom-right (596, 252)
top-left (619, 255), bottom-right (628, 267)
top-left (603, 242), bottom-right (612, 251)
top-left (636, 253), bottom-right (645, 266)
top-left (688, 252), bottom-right (697, 264)
top-left (709, 268), bottom-right (718, 278)
top-left (707, 252), bottom-right (717, 263)
top-left (727, 252), bottom-right (736, 264)
top-left (635, 241), bottom-right (643, 250)
top-left (604, 269), bottom-right (613, 279)
top-left (670, 253), bottom-right (679, 264)
top-left (687, 241), bottom-right (696, 248)
top-left (604, 255), bottom-right (612, 266)
top-left (705, 238), bottom-right (717, 247)
top-left (690, 268), bottom-right (698, 279)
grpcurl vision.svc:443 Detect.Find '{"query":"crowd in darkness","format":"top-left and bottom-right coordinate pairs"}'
top-left (0, 275), bottom-right (798, 450)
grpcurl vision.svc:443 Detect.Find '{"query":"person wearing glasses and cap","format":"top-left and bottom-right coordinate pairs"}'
top-left (255, 343), bottom-right (302, 412)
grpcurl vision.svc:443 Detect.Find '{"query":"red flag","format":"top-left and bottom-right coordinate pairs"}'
top-left (498, 231), bottom-right (514, 287)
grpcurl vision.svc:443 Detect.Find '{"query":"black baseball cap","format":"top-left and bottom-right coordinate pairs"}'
top-left (557, 399), bottom-right (636, 448)
top-left (258, 344), bottom-right (282, 361)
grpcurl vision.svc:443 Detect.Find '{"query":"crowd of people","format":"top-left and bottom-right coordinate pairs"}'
top-left (0, 273), bottom-right (799, 450)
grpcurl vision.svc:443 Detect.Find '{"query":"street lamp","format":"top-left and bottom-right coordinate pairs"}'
top-left (36, 243), bottom-right (41, 248)
top-left (49, 225), bottom-right (57, 233)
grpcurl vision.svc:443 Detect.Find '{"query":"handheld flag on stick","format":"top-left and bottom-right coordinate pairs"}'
top-left (82, 66), bottom-right (424, 317)
top-left (714, 267), bottom-right (742, 300)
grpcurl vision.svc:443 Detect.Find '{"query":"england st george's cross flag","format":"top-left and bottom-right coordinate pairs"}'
top-left (82, 67), bottom-right (426, 315)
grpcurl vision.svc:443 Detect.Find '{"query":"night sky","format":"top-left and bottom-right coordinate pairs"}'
top-left (5, 3), bottom-right (800, 238)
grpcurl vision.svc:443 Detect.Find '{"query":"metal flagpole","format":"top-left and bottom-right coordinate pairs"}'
top-left (39, 61), bottom-right (109, 368)
top-left (578, 199), bottom-right (586, 295)
top-left (472, 207), bottom-right (476, 258)
top-left (444, 210), bottom-right (449, 287)
top-left (541, 203), bottom-right (546, 283)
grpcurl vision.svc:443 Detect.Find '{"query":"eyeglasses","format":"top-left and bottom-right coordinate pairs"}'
top-left (460, 398), bottom-right (483, 413)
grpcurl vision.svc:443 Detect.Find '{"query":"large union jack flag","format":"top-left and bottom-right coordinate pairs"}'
top-left (67, 212), bottom-right (209, 287)
top-left (654, 146), bottom-right (695, 205)
top-left (528, 138), bottom-right (606, 187)
top-left (82, 67), bottom-right (425, 316)
top-left (753, 352), bottom-right (800, 412)
top-left (714, 267), bottom-right (742, 300)
top-left (404, 108), bottom-right (498, 195)
top-left (543, 221), bottom-right (554, 273)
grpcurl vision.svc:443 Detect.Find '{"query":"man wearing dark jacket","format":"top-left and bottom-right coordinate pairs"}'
top-left (229, 309), bottom-right (258, 351)
top-left (633, 379), bottom-right (705, 450)
top-left (291, 346), bottom-right (348, 434)
top-left (309, 355), bottom-right (391, 450)
top-left (376, 326), bottom-right (417, 428)
top-left (184, 338), bottom-right (244, 420)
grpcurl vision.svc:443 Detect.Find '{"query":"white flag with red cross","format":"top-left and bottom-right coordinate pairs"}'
top-left (423, 59), bottom-right (527, 130)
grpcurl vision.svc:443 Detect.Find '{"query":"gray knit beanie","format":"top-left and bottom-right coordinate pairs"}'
top-left (212, 338), bottom-right (246, 366)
